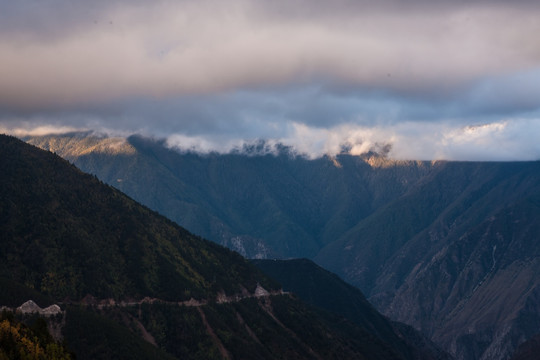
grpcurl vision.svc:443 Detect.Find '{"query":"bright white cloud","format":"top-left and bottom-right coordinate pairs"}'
top-left (2, 115), bottom-right (539, 161)
top-left (388, 119), bottom-right (540, 161)
top-left (162, 118), bottom-right (540, 161)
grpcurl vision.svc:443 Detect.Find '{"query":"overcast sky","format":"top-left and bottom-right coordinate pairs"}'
top-left (1, 0), bottom-right (540, 160)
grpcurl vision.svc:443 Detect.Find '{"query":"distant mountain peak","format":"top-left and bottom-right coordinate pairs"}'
top-left (25, 131), bottom-right (136, 157)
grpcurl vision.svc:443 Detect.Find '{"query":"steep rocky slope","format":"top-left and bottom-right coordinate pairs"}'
top-left (316, 161), bottom-right (540, 360)
top-left (253, 258), bottom-right (452, 360)
top-left (382, 195), bottom-right (540, 360)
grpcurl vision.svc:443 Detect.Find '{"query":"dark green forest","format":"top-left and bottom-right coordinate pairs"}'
top-left (0, 134), bottom-right (430, 359)
top-left (1, 134), bottom-right (277, 301)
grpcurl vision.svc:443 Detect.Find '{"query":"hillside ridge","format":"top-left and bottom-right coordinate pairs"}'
top-left (1, 133), bottom-right (418, 359)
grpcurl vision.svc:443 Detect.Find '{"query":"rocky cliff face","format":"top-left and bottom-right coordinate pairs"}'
top-left (383, 197), bottom-right (540, 360)
top-left (315, 162), bottom-right (540, 360)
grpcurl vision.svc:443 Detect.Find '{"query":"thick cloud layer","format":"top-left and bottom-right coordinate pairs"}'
top-left (1, 0), bottom-right (539, 160)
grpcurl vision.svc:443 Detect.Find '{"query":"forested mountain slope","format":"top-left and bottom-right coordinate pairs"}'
top-left (24, 132), bottom-right (540, 360)
top-left (26, 133), bottom-right (434, 259)
top-left (1, 134), bottom-right (412, 359)
top-left (2, 135), bottom-right (276, 301)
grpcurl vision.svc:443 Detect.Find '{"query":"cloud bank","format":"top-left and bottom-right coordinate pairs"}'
top-left (1, 0), bottom-right (540, 160)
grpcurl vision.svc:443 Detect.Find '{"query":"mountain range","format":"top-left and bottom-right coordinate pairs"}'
top-left (25, 133), bottom-right (434, 259)
top-left (23, 132), bottom-right (540, 360)
top-left (1, 133), bottom-right (448, 359)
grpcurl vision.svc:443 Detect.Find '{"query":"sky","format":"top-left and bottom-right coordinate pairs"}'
top-left (1, 0), bottom-right (540, 160)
